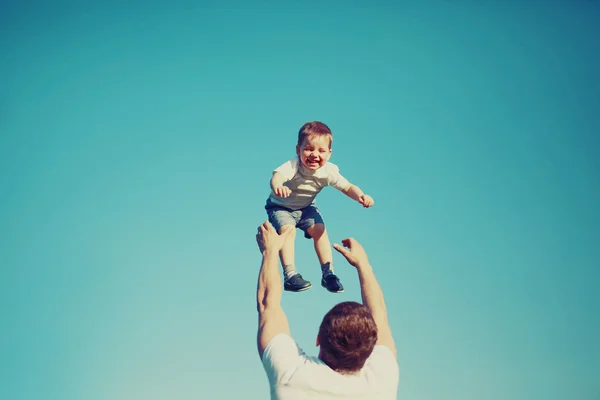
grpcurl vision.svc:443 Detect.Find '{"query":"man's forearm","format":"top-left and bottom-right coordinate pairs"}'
top-left (334, 238), bottom-right (396, 356)
top-left (256, 250), bottom-right (283, 312)
top-left (356, 263), bottom-right (388, 325)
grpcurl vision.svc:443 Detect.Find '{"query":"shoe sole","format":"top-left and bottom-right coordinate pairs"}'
top-left (321, 282), bottom-right (344, 293)
top-left (285, 284), bottom-right (312, 292)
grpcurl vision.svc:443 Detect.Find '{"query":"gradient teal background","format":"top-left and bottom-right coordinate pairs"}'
top-left (1, 1), bottom-right (599, 399)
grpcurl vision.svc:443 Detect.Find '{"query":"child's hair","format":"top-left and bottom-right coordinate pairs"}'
top-left (298, 121), bottom-right (333, 148)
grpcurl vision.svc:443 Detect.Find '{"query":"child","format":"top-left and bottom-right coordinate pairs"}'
top-left (265, 121), bottom-right (374, 293)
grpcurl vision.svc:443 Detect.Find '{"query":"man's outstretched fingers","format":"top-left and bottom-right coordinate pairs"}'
top-left (333, 243), bottom-right (344, 254)
top-left (341, 238), bottom-right (354, 248)
top-left (333, 242), bottom-right (352, 262)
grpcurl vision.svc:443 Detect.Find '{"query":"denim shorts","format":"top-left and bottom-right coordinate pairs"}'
top-left (265, 200), bottom-right (324, 239)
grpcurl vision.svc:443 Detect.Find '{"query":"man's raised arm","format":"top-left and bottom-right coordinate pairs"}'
top-left (256, 221), bottom-right (292, 358)
top-left (333, 238), bottom-right (397, 358)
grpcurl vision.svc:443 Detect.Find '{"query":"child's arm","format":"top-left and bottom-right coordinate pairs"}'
top-left (271, 172), bottom-right (292, 198)
top-left (343, 184), bottom-right (375, 208)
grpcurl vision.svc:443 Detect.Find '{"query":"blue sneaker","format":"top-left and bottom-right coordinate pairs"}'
top-left (284, 274), bottom-right (312, 292)
top-left (321, 274), bottom-right (344, 293)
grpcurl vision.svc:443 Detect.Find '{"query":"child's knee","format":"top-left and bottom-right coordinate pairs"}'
top-left (279, 224), bottom-right (296, 236)
top-left (307, 223), bottom-right (326, 239)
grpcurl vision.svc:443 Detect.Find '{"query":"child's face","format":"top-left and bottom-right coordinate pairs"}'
top-left (296, 135), bottom-right (332, 170)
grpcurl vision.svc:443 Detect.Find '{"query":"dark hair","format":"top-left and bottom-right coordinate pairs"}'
top-left (298, 121), bottom-right (333, 148)
top-left (318, 301), bottom-right (378, 373)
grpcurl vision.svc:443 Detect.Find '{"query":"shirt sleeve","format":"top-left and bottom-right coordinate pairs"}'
top-left (273, 159), bottom-right (298, 181)
top-left (261, 334), bottom-right (306, 386)
top-left (365, 345), bottom-right (400, 393)
top-left (326, 163), bottom-right (351, 191)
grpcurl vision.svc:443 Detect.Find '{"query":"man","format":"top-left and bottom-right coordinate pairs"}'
top-left (256, 221), bottom-right (399, 399)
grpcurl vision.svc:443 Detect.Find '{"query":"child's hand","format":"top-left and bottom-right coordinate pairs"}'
top-left (359, 194), bottom-right (374, 208)
top-left (274, 186), bottom-right (292, 198)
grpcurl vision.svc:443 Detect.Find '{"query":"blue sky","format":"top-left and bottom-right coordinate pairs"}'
top-left (1, 1), bottom-right (599, 399)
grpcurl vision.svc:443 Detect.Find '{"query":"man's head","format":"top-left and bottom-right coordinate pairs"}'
top-left (296, 121), bottom-right (333, 171)
top-left (317, 301), bottom-right (378, 374)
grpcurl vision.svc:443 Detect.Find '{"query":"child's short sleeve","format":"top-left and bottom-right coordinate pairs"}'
top-left (326, 163), bottom-right (351, 191)
top-left (274, 159), bottom-right (298, 181)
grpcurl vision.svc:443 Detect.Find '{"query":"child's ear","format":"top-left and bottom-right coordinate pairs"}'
top-left (316, 336), bottom-right (320, 347)
top-left (296, 145), bottom-right (300, 156)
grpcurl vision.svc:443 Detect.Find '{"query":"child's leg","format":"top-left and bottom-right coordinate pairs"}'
top-left (278, 224), bottom-right (296, 275)
top-left (275, 223), bottom-right (311, 292)
top-left (305, 223), bottom-right (333, 269)
top-left (306, 222), bottom-right (344, 293)
top-left (266, 205), bottom-right (311, 291)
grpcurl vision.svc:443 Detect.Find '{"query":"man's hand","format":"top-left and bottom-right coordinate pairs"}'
top-left (359, 194), bottom-right (374, 208)
top-left (274, 186), bottom-right (292, 198)
top-left (256, 221), bottom-right (291, 254)
top-left (333, 238), bottom-right (370, 268)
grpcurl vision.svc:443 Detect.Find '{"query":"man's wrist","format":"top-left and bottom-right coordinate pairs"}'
top-left (262, 250), bottom-right (279, 259)
top-left (355, 261), bottom-right (371, 271)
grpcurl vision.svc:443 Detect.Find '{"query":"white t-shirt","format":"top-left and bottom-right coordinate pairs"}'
top-left (267, 158), bottom-right (351, 210)
top-left (262, 334), bottom-right (399, 400)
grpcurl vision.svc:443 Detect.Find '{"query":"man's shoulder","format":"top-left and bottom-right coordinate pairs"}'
top-left (262, 334), bottom-right (305, 367)
top-left (262, 334), bottom-right (297, 357)
top-left (262, 334), bottom-right (311, 388)
top-left (364, 345), bottom-right (400, 385)
top-left (369, 345), bottom-right (398, 362)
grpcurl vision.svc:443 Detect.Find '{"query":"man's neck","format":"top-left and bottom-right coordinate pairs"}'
top-left (318, 356), bottom-right (361, 376)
